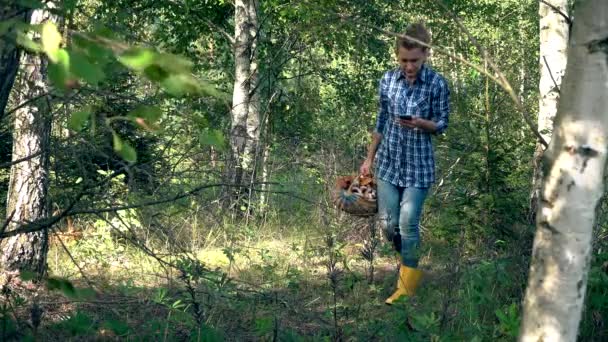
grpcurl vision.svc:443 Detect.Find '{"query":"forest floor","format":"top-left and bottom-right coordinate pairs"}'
top-left (3, 219), bottom-right (522, 341)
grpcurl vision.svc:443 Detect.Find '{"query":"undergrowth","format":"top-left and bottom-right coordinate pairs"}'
top-left (1, 208), bottom-right (607, 341)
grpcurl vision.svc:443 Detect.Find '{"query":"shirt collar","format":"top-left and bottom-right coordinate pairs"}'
top-left (398, 64), bottom-right (429, 84)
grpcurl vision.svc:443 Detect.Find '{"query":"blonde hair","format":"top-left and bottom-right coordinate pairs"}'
top-left (396, 22), bottom-right (431, 52)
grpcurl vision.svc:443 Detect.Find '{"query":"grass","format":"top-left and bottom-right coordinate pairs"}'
top-left (0, 211), bottom-right (535, 341)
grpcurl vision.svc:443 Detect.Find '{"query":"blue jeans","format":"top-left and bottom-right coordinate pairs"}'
top-left (377, 179), bottom-right (429, 268)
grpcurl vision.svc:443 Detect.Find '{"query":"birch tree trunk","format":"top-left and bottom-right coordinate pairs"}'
top-left (529, 0), bottom-right (569, 221)
top-left (0, 9), bottom-right (53, 276)
top-left (244, 0), bottom-right (261, 210)
top-left (228, 0), bottom-right (260, 209)
top-left (0, 4), bottom-right (30, 120)
top-left (258, 116), bottom-right (270, 212)
top-left (520, 0), bottom-right (608, 339)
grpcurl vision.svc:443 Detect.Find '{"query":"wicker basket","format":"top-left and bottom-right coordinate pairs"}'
top-left (333, 175), bottom-right (378, 217)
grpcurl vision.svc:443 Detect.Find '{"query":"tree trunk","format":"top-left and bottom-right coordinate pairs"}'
top-left (529, 0), bottom-right (569, 222)
top-left (245, 0), bottom-right (260, 207)
top-left (258, 121), bottom-right (270, 211)
top-left (520, 0), bottom-right (608, 340)
top-left (0, 4), bottom-right (30, 120)
top-left (227, 0), bottom-right (260, 209)
top-left (1, 9), bottom-right (53, 276)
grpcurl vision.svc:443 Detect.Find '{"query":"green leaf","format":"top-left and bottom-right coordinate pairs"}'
top-left (112, 131), bottom-right (123, 150)
top-left (55, 49), bottom-right (70, 69)
top-left (46, 277), bottom-right (77, 298)
top-left (255, 317), bottom-right (273, 336)
top-left (199, 79), bottom-right (228, 100)
top-left (103, 319), bottom-right (130, 336)
top-left (59, 312), bottom-right (93, 335)
top-left (112, 132), bottom-right (137, 163)
top-left (171, 299), bottom-right (184, 309)
top-left (118, 48), bottom-right (156, 71)
top-left (16, 31), bottom-right (42, 52)
top-left (92, 24), bottom-right (116, 39)
top-left (75, 287), bottom-right (96, 300)
top-left (155, 53), bottom-right (193, 73)
top-left (87, 43), bottom-right (113, 63)
top-left (70, 50), bottom-right (105, 85)
top-left (128, 106), bottom-right (162, 130)
top-left (199, 129), bottom-right (226, 150)
top-left (192, 112), bottom-right (209, 127)
top-left (143, 65), bottom-right (169, 82)
top-left (45, 277), bottom-right (61, 291)
top-left (495, 309), bottom-right (507, 322)
top-left (48, 63), bottom-right (67, 91)
top-left (161, 74), bottom-right (201, 96)
top-left (68, 107), bottom-right (92, 131)
top-left (22, 23), bottom-right (43, 33)
top-left (60, 281), bottom-right (77, 298)
top-left (47, 49), bottom-right (71, 91)
top-left (119, 143), bottom-right (137, 163)
top-left (41, 22), bottom-right (62, 63)
top-left (71, 34), bottom-right (91, 49)
top-left (19, 270), bottom-right (37, 281)
top-left (73, 36), bottom-right (112, 65)
top-left (198, 326), bottom-right (225, 342)
top-left (128, 106), bottom-right (162, 123)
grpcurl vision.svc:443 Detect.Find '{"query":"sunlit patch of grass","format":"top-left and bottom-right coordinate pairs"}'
top-left (196, 248), bottom-right (230, 267)
top-left (48, 229), bottom-right (167, 288)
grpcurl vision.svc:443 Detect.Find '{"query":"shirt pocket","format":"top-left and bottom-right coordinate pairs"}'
top-left (413, 96), bottom-right (431, 119)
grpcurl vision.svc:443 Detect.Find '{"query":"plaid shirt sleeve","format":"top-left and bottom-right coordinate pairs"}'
top-left (431, 76), bottom-right (450, 134)
top-left (374, 73), bottom-right (390, 134)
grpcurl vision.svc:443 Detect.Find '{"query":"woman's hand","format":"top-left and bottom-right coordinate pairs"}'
top-left (397, 117), bottom-right (420, 129)
top-left (360, 158), bottom-right (373, 176)
top-left (397, 117), bottom-right (437, 132)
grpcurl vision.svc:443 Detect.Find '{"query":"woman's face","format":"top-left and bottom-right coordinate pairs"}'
top-left (397, 47), bottom-right (428, 82)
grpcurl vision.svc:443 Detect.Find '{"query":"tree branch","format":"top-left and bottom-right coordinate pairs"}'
top-left (0, 182), bottom-right (232, 238)
top-left (0, 151), bottom-right (43, 169)
top-left (542, 55), bottom-right (561, 94)
top-left (0, 166), bottom-right (129, 239)
top-left (3, 92), bottom-right (52, 118)
top-left (539, 0), bottom-right (572, 26)
top-left (0, 210), bottom-right (16, 236)
top-left (53, 232), bottom-right (96, 289)
top-left (202, 17), bottom-right (235, 45)
top-left (70, 183), bottom-right (226, 215)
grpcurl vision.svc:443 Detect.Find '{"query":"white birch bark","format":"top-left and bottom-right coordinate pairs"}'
top-left (538, 0), bottom-right (569, 143)
top-left (258, 112), bottom-right (270, 211)
top-left (520, 0), bottom-right (608, 340)
top-left (229, 0), bottom-right (260, 199)
top-left (245, 0), bottom-right (261, 207)
top-left (530, 0), bottom-right (569, 221)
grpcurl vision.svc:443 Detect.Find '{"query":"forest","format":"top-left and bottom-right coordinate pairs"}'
top-left (1, 0), bottom-right (607, 340)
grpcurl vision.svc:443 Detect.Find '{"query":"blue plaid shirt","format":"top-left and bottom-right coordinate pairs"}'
top-left (374, 65), bottom-right (450, 188)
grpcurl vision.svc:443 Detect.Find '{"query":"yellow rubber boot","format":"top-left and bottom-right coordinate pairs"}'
top-left (385, 265), bottom-right (423, 305)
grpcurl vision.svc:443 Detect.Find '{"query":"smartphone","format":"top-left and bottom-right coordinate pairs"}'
top-left (399, 114), bottom-right (412, 120)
